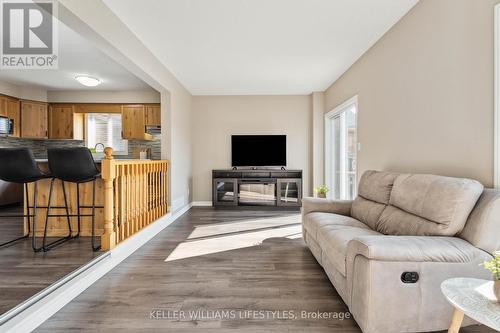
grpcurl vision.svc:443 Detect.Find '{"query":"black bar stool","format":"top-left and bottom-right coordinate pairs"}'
top-left (0, 148), bottom-right (50, 251)
top-left (44, 147), bottom-right (101, 252)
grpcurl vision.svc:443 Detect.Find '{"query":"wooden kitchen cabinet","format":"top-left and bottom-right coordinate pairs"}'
top-left (122, 105), bottom-right (148, 140)
top-left (6, 98), bottom-right (20, 137)
top-left (145, 105), bottom-right (161, 126)
top-left (0, 96), bottom-right (8, 117)
top-left (49, 105), bottom-right (84, 140)
top-left (21, 101), bottom-right (48, 139)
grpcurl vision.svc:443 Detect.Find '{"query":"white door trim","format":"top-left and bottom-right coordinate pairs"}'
top-left (324, 95), bottom-right (358, 199)
top-left (495, 4), bottom-right (500, 188)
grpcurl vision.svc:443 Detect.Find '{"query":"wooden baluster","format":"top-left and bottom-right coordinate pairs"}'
top-left (130, 164), bottom-right (135, 234)
top-left (156, 164), bottom-right (160, 218)
top-left (134, 164), bottom-right (138, 233)
top-left (161, 163), bottom-right (166, 215)
top-left (153, 164), bottom-right (157, 220)
top-left (114, 176), bottom-right (119, 244)
top-left (136, 164), bottom-right (140, 231)
top-left (101, 147), bottom-right (116, 251)
top-left (148, 165), bottom-right (153, 223)
top-left (156, 163), bottom-right (160, 219)
top-left (166, 161), bottom-right (169, 212)
top-left (127, 164), bottom-right (131, 237)
top-left (142, 165), bottom-right (147, 226)
top-left (139, 165), bottom-right (143, 228)
top-left (120, 166), bottom-right (125, 241)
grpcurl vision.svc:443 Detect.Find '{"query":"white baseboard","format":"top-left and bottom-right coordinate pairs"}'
top-left (0, 203), bottom-right (193, 333)
top-left (192, 201), bottom-right (212, 207)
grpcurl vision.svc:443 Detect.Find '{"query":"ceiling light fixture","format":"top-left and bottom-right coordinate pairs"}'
top-left (75, 75), bottom-right (102, 87)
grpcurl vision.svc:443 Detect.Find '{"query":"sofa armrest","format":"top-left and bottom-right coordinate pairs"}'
top-left (301, 197), bottom-right (353, 216)
top-left (347, 235), bottom-right (491, 264)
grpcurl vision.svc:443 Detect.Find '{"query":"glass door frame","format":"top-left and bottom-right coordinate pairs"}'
top-left (324, 95), bottom-right (358, 200)
top-left (276, 178), bottom-right (302, 207)
top-left (213, 178), bottom-right (238, 206)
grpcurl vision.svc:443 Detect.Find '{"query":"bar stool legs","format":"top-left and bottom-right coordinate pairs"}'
top-left (30, 182), bottom-right (43, 252)
top-left (90, 179), bottom-right (100, 251)
top-left (42, 178), bottom-right (100, 252)
top-left (42, 179), bottom-right (73, 251)
top-left (0, 182), bottom-right (43, 252)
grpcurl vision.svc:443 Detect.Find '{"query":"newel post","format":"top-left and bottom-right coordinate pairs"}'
top-left (101, 147), bottom-right (116, 250)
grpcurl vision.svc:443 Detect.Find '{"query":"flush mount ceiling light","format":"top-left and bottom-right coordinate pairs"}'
top-left (75, 75), bottom-right (102, 87)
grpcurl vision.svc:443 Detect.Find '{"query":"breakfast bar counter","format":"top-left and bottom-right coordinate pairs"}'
top-left (24, 148), bottom-right (169, 250)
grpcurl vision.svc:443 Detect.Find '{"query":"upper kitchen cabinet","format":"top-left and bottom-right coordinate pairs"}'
top-left (122, 105), bottom-right (152, 140)
top-left (0, 96), bottom-right (20, 137)
top-left (48, 104), bottom-right (84, 140)
top-left (6, 98), bottom-right (20, 137)
top-left (145, 105), bottom-right (161, 126)
top-left (0, 96), bottom-right (7, 117)
top-left (21, 101), bottom-right (48, 139)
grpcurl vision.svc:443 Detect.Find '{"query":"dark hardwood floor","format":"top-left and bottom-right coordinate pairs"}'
top-left (0, 206), bottom-right (101, 316)
top-left (35, 208), bottom-right (495, 333)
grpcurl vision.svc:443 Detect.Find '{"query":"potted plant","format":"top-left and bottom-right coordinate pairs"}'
top-left (314, 185), bottom-right (329, 199)
top-left (482, 250), bottom-right (500, 301)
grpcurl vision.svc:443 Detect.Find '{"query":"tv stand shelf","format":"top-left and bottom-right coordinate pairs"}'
top-left (212, 169), bottom-right (302, 207)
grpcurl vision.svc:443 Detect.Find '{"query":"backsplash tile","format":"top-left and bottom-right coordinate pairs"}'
top-left (0, 137), bottom-right (85, 158)
top-left (0, 134), bottom-right (161, 160)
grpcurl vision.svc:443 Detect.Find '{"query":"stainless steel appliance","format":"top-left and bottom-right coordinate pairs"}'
top-left (0, 116), bottom-right (12, 135)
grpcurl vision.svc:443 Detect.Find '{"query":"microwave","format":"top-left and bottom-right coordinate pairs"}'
top-left (0, 116), bottom-right (13, 135)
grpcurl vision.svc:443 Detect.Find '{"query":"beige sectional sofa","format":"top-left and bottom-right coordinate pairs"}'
top-left (302, 170), bottom-right (499, 333)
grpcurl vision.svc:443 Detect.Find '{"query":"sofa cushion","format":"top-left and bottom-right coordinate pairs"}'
top-left (351, 170), bottom-right (399, 228)
top-left (317, 225), bottom-right (380, 276)
top-left (377, 174), bottom-right (483, 236)
top-left (356, 170), bottom-right (399, 204)
top-left (303, 212), bottom-right (369, 239)
top-left (351, 196), bottom-right (386, 230)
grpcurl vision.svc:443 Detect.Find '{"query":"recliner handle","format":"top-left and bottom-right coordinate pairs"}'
top-left (401, 272), bottom-right (419, 283)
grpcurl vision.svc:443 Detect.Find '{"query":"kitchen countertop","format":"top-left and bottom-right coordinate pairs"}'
top-left (35, 159), bottom-right (153, 163)
top-left (35, 159), bottom-right (102, 163)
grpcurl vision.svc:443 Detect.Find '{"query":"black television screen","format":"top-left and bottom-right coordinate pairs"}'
top-left (231, 135), bottom-right (286, 167)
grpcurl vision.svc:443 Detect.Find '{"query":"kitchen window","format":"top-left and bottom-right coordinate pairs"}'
top-left (86, 113), bottom-right (128, 155)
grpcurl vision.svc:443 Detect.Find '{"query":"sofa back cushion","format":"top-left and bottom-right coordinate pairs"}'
top-left (376, 174), bottom-right (483, 236)
top-left (460, 189), bottom-right (500, 254)
top-left (351, 170), bottom-right (399, 229)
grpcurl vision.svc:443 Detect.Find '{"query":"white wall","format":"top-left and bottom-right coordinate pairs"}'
top-left (0, 81), bottom-right (48, 101)
top-left (192, 95), bottom-right (312, 202)
top-left (58, 0), bottom-right (192, 212)
top-left (47, 90), bottom-right (160, 103)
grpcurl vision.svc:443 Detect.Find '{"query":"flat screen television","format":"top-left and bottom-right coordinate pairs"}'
top-left (231, 135), bottom-right (286, 167)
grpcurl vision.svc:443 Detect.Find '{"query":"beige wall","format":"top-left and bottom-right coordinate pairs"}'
top-left (192, 95), bottom-right (312, 202)
top-left (325, 0), bottom-right (499, 187)
top-left (311, 92), bottom-right (325, 189)
top-left (47, 90), bottom-right (160, 103)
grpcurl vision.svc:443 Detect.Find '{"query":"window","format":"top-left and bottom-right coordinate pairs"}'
top-left (86, 113), bottom-right (128, 155)
top-left (325, 96), bottom-right (358, 200)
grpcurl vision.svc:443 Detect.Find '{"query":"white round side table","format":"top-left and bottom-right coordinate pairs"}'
top-left (441, 278), bottom-right (500, 333)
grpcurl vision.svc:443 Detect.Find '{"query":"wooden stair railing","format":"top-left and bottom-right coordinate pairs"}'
top-left (101, 147), bottom-right (169, 250)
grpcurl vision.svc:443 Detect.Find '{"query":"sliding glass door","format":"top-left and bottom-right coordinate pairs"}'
top-left (325, 96), bottom-right (358, 200)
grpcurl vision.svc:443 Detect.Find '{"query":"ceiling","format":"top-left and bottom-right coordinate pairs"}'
top-left (104, 0), bottom-right (418, 95)
top-left (0, 19), bottom-right (153, 91)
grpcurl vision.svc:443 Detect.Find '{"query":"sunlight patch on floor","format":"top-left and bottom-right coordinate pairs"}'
top-left (188, 214), bottom-right (301, 239)
top-left (165, 222), bottom-right (302, 262)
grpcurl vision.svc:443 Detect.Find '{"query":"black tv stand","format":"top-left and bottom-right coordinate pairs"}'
top-left (212, 169), bottom-right (302, 207)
